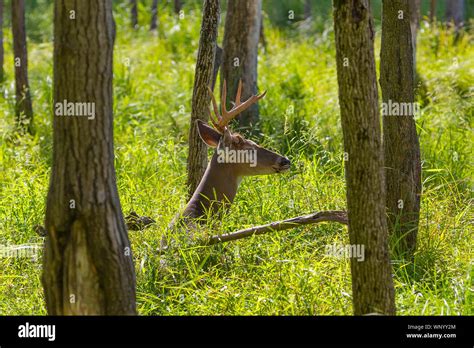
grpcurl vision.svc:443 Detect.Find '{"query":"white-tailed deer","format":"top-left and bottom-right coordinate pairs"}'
top-left (179, 80), bottom-right (291, 225)
top-left (125, 80), bottom-right (290, 233)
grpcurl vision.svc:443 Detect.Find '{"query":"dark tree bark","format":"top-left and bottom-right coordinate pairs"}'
top-left (259, 15), bottom-right (267, 50)
top-left (130, 0), bottom-right (138, 29)
top-left (212, 45), bottom-right (223, 91)
top-left (150, 0), bottom-right (158, 31)
top-left (430, 0), bottom-right (437, 21)
top-left (445, 0), bottom-right (465, 29)
top-left (174, 0), bottom-right (182, 14)
top-left (304, 0), bottom-right (312, 19)
top-left (186, 0), bottom-right (220, 197)
top-left (12, 0), bottom-right (33, 134)
top-left (0, 0), bottom-right (4, 82)
top-left (222, 0), bottom-right (262, 130)
top-left (333, 0), bottom-right (396, 315)
top-left (43, 0), bottom-right (136, 315)
top-left (380, 0), bottom-right (421, 259)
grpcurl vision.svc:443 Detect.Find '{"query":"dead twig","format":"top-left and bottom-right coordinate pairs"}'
top-left (206, 210), bottom-right (348, 245)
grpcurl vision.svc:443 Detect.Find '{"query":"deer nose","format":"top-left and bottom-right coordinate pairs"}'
top-left (279, 157), bottom-right (291, 167)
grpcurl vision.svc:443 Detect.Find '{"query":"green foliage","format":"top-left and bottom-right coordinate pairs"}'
top-left (0, 4), bottom-right (472, 315)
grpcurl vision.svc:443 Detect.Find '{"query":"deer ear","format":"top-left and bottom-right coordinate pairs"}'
top-left (196, 120), bottom-right (221, 148)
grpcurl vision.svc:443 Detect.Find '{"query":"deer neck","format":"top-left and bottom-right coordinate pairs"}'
top-left (184, 152), bottom-right (241, 219)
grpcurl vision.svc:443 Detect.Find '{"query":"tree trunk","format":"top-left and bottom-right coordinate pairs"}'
top-left (11, 0), bottom-right (33, 134)
top-left (408, 0), bottom-right (421, 69)
top-left (430, 0), bottom-right (436, 21)
top-left (43, 0), bottom-right (136, 315)
top-left (150, 0), bottom-right (158, 31)
top-left (186, 0), bottom-right (220, 197)
top-left (380, 0), bottom-right (421, 260)
top-left (333, 0), bottom-right (396, 315)
top-left (131, 0), bottom-right (138, 29)
top-left (259, 15), bottom-right (267, 50)
top-left (304, 0), bottom-right (312, 19)
top-left (222, 0), bottom-right (262, 130)
top-left (445, 0), bottom-right (465, 29)
top-left (0, 0), bottom-right (4, 82)
top-left (174, 0), bottom-right (182, 15)
top-left (212, 45), bottom-right (223, 91)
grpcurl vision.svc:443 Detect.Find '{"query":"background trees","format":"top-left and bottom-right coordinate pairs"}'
top-left (186, 0), bottom-right (220, 196)
top-left (43, 0), bottom-right (136, 315)
top-left (333, 0), bottom-right (396, 315)
top-left (174, 0), bottom-right (183, 15)
top-left (131, 0), bottom-right (138, 29)
top-left (150, 0), bottom-right (159, 31)
top-left (11, 0), bottom-right (33, 133)
top-left (222, 0), bottom-right (262, 130)
top-left (380, 0), bottom-right (421, 259)
top-left (408, 0), bottom-right (421, 68)
top-left (446, 0), bottom-right (465, 29)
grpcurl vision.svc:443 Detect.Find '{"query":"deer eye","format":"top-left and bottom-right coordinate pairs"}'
top-left (235, 136), bottom-right (244, 145)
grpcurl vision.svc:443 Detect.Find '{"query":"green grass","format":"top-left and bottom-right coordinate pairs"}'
top-left (0, 5), bottom-right (472, 315)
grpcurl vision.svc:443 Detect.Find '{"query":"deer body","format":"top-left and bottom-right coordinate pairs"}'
top-left (182, 151), bottom-right (240, 219)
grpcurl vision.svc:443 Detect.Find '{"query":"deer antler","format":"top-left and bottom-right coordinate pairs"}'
top-left (207, 79), bottom-right (267, 133)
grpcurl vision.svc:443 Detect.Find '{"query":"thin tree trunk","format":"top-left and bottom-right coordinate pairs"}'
top-left (211, 45), bottom-right (223, 91)
top-left (333, 0), bottom-right (396, 315)
top-left (43, 0), bottom-right (136, 315)
top-left (150, 0), bottom-right (158, 31)
top-left (408, 0), bottom-right (421, 70)
top-left (186, 0), bottom-right (220, 197)
top-left (259, 16), bottom-right (267, 50)
top-left (430, 0), bottom-right (437, 22)
top-left (11, 0), bottom-right (33, 134)
top-left (0, 0), bottom-right (4, 82)
top-left (380, 0), bottom-right (421, 260)
top-left (304, 0), bottom-right (312, 19)
top-left (174, 0), bottom-right (182, 14)
top-left (445, 0), bottom-right (465, 29)
top-left (222, 0), bottom-right (262, 130)
top-left (131, 0), bottom-right (138, 29)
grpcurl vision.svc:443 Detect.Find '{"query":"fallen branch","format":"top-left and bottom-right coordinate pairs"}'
top-left (39, 211), bottom-right (348, 250)
top-left (206, 210), bottom-right (348, 245)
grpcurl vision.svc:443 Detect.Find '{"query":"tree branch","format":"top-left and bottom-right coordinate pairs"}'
top-left (206, 210), bottom-right (348, 245)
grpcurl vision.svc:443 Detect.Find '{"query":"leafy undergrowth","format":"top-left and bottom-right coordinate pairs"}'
top-left (0, 5), bottom-right (472, 315)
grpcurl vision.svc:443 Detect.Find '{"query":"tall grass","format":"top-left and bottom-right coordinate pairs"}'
top-left (0, 4), bottom-right (472, 315)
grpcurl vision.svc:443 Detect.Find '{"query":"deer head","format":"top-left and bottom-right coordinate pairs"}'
top-left (196, 80), bottom-right (291, 177)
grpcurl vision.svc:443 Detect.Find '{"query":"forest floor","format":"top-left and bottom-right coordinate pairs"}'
top-left (0, 6), bottom-right (472, 315)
